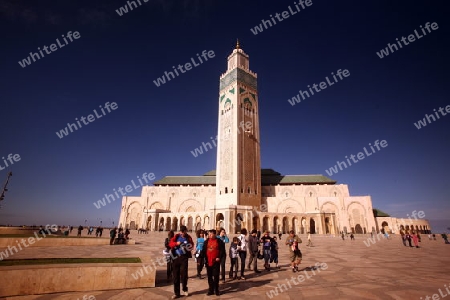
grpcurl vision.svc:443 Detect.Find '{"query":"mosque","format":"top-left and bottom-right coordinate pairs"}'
top-left (118, 43), bottom-right (431, 235)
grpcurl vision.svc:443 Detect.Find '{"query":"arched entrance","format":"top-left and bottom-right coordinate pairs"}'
top-left (355, 224), bottom-right (363, 234)
top-left (292, 217), bottom-right (298, 234)
top-left (273, 216), bottom-right (279, 233)
top-left (301, 217), bottom-right (306, 234)
top-left (309, 219), bottom-right (316, 234)
top-left (235, 213), bottom-right (243, 233)
top-left (159, 217), bottom-right (164, 231)
top-left (325, 217), bottom-right (331, 234)
top-left (166, 217), bottom-right (171, 231)
top-left (187, 216), bottom-right (193, 232)
top-left (216, 213), bottom-right (224, 230)
top-left (130, 221), bottom-right (136, 230)
top-left (203, 216), bottom-right (210, 229)
top-left (253, 216), bottom-right (259, 232)
top-left (381, 221), bottom-right (389, 234)
top-left (282, 217), bottom-right (289, 233)
top-left (172, 217), bottom-right (178, 231)
top-left (263, 216), bottom-right (269, 232)
top-left (195, 216), bottom-right (201, 232)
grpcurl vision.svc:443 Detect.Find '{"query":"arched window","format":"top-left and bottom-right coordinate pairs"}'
top-left (225, 187), bottom-right (228, 194)
top-left (247, 187), bottom-right (251, 194)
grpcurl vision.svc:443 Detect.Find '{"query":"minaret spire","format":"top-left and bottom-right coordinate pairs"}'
top-left (236, 39), bottom-right (240, 49)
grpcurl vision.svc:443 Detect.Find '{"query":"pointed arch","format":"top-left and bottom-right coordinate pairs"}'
top-left (178, 199), bottom-right (202, 213)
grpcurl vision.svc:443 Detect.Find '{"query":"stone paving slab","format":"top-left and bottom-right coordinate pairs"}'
top-left (2, 231), bottom-right (450, 300)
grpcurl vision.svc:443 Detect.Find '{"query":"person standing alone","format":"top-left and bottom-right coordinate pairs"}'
top-left (285, 230), bottom-right (302, 272)
top-left (306, 232), bottom-right (313, 247)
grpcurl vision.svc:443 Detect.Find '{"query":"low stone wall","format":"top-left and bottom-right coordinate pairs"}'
top-left (0, 237), bottom-right (135, 247)
top-left (0, 263), bottom-right (154, 297)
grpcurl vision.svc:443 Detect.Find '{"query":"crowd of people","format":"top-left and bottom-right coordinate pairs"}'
top-left (164, 226), bottom-right (302, 299)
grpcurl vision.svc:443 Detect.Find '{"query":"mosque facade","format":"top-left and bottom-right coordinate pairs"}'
top-left (118, 44), bottom-right (430, 235)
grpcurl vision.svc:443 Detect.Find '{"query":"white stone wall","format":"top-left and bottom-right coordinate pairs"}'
top-left (119, 185), bottom-right (215, 229)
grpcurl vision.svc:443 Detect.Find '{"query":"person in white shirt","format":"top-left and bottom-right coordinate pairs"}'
top-left (307, 232), bottom-right (313, 247)
top-left (237, 228), bottom-right (248, 280)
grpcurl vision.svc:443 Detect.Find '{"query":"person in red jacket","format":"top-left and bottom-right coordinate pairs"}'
top-left (199, 229), bottom-right (226, 296)
top-left (169, 225), bottom-right (194, 299)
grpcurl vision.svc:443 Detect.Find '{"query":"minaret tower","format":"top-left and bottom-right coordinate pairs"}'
top-left (216, 41), bottom-right (261, 209)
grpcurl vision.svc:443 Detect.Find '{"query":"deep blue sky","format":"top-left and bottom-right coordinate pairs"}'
top-left (0, 0), bottom-right (449, 232)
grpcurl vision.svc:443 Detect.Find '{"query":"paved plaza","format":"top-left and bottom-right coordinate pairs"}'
top-left (2, 231), bottom-right (450, 300)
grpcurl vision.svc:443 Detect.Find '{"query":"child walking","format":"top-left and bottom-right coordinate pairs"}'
top-left (229, 237), bottom-right (239, 280)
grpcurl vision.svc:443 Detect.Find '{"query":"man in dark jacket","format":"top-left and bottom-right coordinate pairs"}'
top-left (247, 229), bottom-right (261, 273)
top-left (109, 227), bottom-right (117, 245)
top-left (199, 229), bottom-right (226, 296)
top-left (169, 225), bottom-right (194, 299)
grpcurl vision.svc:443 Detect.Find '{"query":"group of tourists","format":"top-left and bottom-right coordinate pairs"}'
top-left (109, 227), bottom-right (130, 245)
top-left (164, 226), bottom-right (303, 299)
top-left (400, 229), bottom-right (422, 248)
top-left (341, 232), bottom-right (355, 240)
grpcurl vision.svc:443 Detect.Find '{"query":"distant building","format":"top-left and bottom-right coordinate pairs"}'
top-left (374, 209), bottom-right (431, 234)
top-left (118, 43), bottom-right (429, 235)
